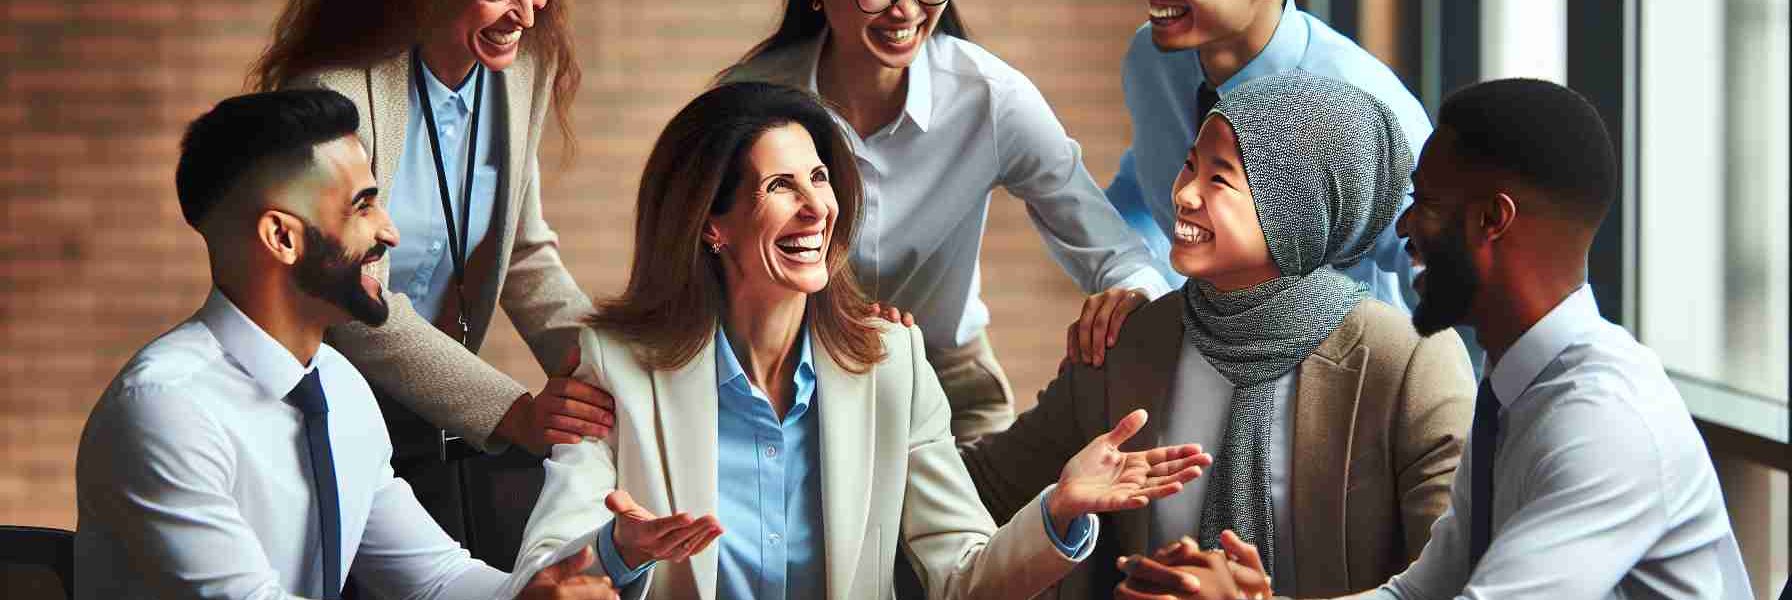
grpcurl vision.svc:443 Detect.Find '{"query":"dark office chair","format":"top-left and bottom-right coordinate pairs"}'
top-left (0, 525), bottom-right (74, 600)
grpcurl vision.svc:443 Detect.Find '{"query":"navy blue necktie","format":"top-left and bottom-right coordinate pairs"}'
top-left (290, 370), bottom-right (342, 600)
top-left (1468, 379), bottom-right (1500, 569)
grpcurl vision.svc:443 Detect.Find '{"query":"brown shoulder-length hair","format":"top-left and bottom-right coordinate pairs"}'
top-left (246, 0), bottom-right (580, 150)
top-left (588, 82), bottom-right (885, 373)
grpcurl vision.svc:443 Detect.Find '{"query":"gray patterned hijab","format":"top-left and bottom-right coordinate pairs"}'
top-left (1183, 71), bottom-right (1412, 578)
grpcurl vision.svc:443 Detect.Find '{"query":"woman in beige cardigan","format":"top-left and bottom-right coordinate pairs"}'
top-left (960, 73), bottom-right (1476, 599)
top-left (516, 82), bottom-right (1213, 600)
top-left (249, 0), bottom-right (608, 566)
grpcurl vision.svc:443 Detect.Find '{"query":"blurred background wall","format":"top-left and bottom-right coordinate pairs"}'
top-left (1, 0), bottom-right (1785, 596)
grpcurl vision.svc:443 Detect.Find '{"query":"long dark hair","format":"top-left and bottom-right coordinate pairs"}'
top-left (247, 0), bottom-right (581, 150)
top-left (733, 0), bottom-right (970, 68)
top-left (586, 82), bottom-right (885, 373)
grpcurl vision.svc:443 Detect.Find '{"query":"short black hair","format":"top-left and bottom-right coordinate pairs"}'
top-left (1437, 78), bottom-right (1617, 224)
top-left (175, 89), bottom-right (360, 229)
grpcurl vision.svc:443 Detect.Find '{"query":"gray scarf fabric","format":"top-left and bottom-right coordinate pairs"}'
top-left (1183, 72), bottom-right (1412, 579)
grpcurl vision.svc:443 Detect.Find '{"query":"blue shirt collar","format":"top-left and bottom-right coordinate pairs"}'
top-left (418, 60), bottom-right (480, 115)
top-left (198, 287), bottom-right (316, 401)
top-left (1215, 0), bottom-right (1309, 95)
top-left (802, 32), bottom-right (934, 133)
top-left (714, 323), bottom-right (817, 410)
top-left (1488, 284), bottom-right (1601, 407)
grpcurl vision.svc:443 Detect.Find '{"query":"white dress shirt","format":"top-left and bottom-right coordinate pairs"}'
top-left (1378, 285), bottom-right (1751, 599)
top-left (74, 289), bottom-right (508, 599)
top-left (724, 34), bottom-right (1172, 351)
top-left (1151, 344), bottom-right (1297, 592)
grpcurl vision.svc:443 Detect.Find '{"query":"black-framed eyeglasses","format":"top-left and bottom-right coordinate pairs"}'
top-left (856, 0), bottom-right (948, 15)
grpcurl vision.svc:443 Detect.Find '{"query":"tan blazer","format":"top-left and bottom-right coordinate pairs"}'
top-left (517, 322), bottom-right (1089, 600)
top-left (961, 296), bottom-right (1474, 598)
top-left (284, 50), bottom-right (594, 450)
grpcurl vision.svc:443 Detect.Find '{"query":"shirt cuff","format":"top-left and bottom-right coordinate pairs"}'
top-left (596, 520), bottom-right (654, 587)
top-left (1113, 268), bottom-right (1173, 301)
top-left (1039, 485), bottom-right (1095, 558)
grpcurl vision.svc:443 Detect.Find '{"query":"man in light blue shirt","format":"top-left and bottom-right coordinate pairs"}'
top-left (592, 327), bottom-right (1094, 598)
top-left (1109, 0), bottom-right (1430, 301)
top-left (1071, 0), bottom-right (1483, 372)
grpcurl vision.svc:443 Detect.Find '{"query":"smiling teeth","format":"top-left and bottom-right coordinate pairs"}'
top-left (1148, 4), bottom-right (1189, 19)
top-left (484, 29), bottom-right (521, 46)
top-left (879, 27), bottom-right (918, 43)
top-left (777, 233), bottom-right (824, 250)
top-left (1174, 221), bottom-right (1211, 244)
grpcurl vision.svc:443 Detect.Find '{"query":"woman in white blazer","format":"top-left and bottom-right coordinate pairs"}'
top-left (515, 82), bottom-right (1212, 600)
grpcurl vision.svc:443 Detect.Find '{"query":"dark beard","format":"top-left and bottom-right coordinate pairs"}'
top-left (1412, 222), bottom-right (1479, 336)
top-left (294, 226), bottom-right (389, 327)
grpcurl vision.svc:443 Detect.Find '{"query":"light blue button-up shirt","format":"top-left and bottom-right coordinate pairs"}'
top-left (595, 325), bottom-right (1091, 597)
top-left (1107, 0), bottom-right (1434, 312)
top-left (388, 62), bottom-right (501, 323)
top-left (597, 326), bottom-right (825, 599)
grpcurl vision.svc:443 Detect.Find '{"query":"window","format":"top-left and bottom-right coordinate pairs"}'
top-left (1636, 0), bottom-right (1789, 442)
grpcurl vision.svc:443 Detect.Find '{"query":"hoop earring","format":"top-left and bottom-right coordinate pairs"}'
top-left (810, 0), bottom-right (822, 11)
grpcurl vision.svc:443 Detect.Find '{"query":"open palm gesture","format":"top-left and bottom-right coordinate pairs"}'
top-left (1050, 409), bottom-right (1211, 518)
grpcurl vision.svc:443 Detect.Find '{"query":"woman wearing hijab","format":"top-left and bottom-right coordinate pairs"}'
top-left (515, 82), bottom-right (1213, 600)
top-left (718, 0), bottom-right (1174, 443)
top-left (959, 72), bottom-right (1476, 599)
top-left (248, 0), bottom-right (609, 567)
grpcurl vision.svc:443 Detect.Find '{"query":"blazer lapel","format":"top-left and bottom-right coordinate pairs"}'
top-left (652, 337), bottom-right (721, 600)
top-left (1102, 297), bottom-right (1186, 556)
top-left (500, 53), bottom-right (532, 237)
top-left (1291, 310), bottom-right (1367, 590)
top-left (815, 342), bottom-right (874, 600)
top-left (367, 52), bottom-right (411, 286)
top-left (485, 54), bottom-right (532, 309)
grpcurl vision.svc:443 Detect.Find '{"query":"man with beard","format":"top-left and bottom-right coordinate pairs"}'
top-left (1117, 79), bottom-right (1751, 600)
top-left (73, 90), bottom-right (613, 600)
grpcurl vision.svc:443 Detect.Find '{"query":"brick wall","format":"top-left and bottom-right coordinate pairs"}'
top-left (0, 0), bottom-right (1148, 529)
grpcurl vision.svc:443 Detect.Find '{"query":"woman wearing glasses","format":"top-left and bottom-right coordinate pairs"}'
top-left (720, 0), bottom-right (1173, 444)
top-left (249, 0), bottom-right (611, 568)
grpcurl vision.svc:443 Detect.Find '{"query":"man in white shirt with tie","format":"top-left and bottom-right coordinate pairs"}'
top-left (1115, 78), bottom-right (1751, 599)
top-left (73, 89), bottom-right (612, 600)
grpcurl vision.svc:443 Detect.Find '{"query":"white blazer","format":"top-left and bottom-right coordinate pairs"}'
top-left (517, 321), bottom-right (1093, 599)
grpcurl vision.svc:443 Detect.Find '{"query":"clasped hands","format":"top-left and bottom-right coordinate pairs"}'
top-left (1116, 529), bottom-right (1275, 600)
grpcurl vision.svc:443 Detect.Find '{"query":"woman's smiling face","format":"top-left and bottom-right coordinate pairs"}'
top-left (442, 0), bottom-right (546, 72)
top-left (1168, 115), bottom-right (1279, 290)
top-left (706, 123), bottom-right (840, 300)
top-left (821, 0), bottom-right (947, 70)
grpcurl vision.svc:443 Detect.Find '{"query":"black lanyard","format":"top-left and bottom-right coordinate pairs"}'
top-left (412, 49), bottom-right (485, 346)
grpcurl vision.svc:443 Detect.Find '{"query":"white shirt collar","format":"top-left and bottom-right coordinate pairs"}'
top-left (1487, 284), bottom-right (1600, 406)
top-left (197, 288), bottom-right (316, 401)
top-left (801, 32), bottom-right (935, 133)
